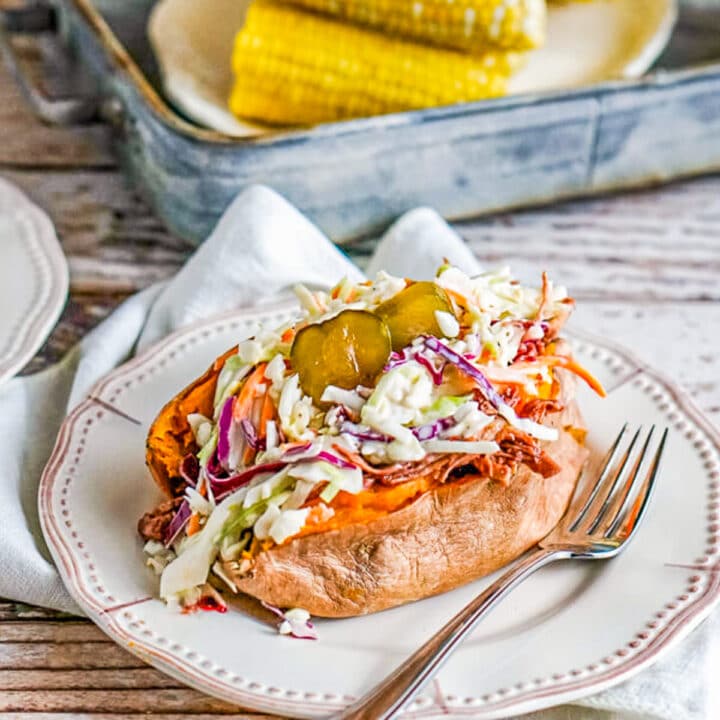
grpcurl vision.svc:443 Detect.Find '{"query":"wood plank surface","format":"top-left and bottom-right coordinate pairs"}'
top-left (0, 643), bottom-right (147, 670)
top-left (0, 622), bottom-right (106, 642)
top-left (0, 0), bottom-right (115, 170)
top-left (0, 668), bottom-right (180, 690)
top-left (0, 690), bottom-right (243, 713)
top-left (3, 166), bottom-right (720, 300)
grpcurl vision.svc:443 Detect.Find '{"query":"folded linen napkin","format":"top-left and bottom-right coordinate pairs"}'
top-left (0, 183), bottom-right (715, 720)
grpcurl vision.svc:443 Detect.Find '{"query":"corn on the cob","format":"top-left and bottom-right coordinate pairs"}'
top-left (280, 0), bottom-right (546, 52)
top-left (229, 0), bottom-right (521, 126)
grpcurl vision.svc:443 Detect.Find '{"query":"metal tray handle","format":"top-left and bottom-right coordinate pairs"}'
top-left (0, 2), bottom-right (98, 125)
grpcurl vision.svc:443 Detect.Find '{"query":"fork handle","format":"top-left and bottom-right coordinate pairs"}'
top-left (333, 547), bottom-right (563, 720)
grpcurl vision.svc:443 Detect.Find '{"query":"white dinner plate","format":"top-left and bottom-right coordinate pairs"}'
top-left (0, 178), bottom-right (68, 385)
top-left (40, 301), bottom-right (720, 719)
top-left (148, 0), bottom-right (678, 138)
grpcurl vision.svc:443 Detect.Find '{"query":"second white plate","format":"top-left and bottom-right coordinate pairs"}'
top-left (149, 0), bottom-right (678, 138)
top-left (0, 178), bottom-right (68, 385)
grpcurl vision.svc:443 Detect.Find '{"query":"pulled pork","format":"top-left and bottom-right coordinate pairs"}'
top-left (493, 426), bottom-right (561, 478)
top-left (520, 398), bottom-right (563, 423)
top-left (341, 423), bottom-right (561, 489)
top-left (138, 496), bottom-right (183, 542)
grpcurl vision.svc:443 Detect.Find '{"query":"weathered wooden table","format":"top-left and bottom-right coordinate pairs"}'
top-left (2, 35), bottom-right (720, 720)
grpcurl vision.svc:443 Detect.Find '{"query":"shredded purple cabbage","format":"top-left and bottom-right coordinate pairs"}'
top-left (216, 397), bottom-right (234, 468)
top-left (179, 454), bottom-right (200, 487)
top-left (413, 353), bottom-right (445, 385)
top-left (384, 346), bottom-right (446, 386)
top-left (316, 451), bottom-right (356, 470)
top-left (412, 416), bottom-right (456, 441)
top-left (261, 601), bottom-right (318, 640)
top-left (282, 442), bottom-right (313, 456)
top-left (340, 421), bottom-right (388, 442)
top-left (384, 348), bottom-right (409, 372)
top-left (164, 500), bottom-right (191, 547)
top-left (211, 461), bottom-right (287, 500)
top-left (341, 418), bottom-right (456, 443)
top-left (261, 599), bottom-right (286, 620)
top-left (205, 449), bottom-right (229, 484)
top-left (210, 447), bottom-right (358, 500)
top-left (422, 336), bottom-right (504, 409)
top-left (240, 419), bottom-right (261, 450)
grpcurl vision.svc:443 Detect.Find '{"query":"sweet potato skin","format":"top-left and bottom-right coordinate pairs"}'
top-left (227, 399), bottom-right (588, 617)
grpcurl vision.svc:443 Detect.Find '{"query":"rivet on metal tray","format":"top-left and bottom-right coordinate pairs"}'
top-left (99, 97), bottom-right (124, 128)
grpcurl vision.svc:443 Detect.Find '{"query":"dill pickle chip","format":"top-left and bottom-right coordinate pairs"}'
top-left (291, 310), bottom-right (392, 404)
top-left (375, 281), bottom-right (455, 351)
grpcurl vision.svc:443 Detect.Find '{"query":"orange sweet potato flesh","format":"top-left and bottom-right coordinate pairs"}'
top-left (145, 348), bottom-right (236, 497)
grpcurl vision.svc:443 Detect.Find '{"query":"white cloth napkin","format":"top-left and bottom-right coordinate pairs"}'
top-left (0, 184), bottom-right (715, 720)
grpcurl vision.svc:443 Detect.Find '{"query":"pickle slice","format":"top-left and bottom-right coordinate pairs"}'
top-left (291, 310), bottom-right (392, 404)
top-left (376, 281), bottom-right (455, 351)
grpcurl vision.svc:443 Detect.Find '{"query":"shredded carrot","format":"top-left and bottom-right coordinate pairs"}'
top-left (230, 363), bottom-right (270, 466)
top-left (281, 328), bottom-right (295, 344)
top-left (345, 289), bottom-right (358, 303)
top-left (187, 513), bottom-right (201, 536)
top-left (444, 287), bottom-right (469, 309)
top-left (536, 271), bottom-right (551, 321)
top-left (233, 363), bottom-right (268, 423)
top-left (257, 391), bottom-right (275, 440)
top-left (555, 357), bottom-right (606, 397)
top-left (526, 356), bottom-right (606, 397)
top-left (242, 445), bottom-right (255, 466)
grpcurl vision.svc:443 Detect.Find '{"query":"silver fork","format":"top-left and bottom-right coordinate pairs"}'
top-left (334, 424), bottom-right (668, 720)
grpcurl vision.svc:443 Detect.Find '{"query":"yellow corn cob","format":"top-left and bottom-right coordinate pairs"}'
top-left (280, 0), bottom-right (546, 52)
top-left (229, 0), bottom-right (521, 126)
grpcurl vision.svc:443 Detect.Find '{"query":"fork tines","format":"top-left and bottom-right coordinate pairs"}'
top-left (569, 425), bottom-right (668, 542)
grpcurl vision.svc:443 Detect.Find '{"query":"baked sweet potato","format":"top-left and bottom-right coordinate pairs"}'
top-left (145, 342), bottom-right (588, 617)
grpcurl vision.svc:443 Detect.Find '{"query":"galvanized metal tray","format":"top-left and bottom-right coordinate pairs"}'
top-left (2, 0), bottom-right (720, 244)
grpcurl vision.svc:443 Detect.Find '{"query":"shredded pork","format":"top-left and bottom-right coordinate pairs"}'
top-left (138, 497), bottom-right (183, 542)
